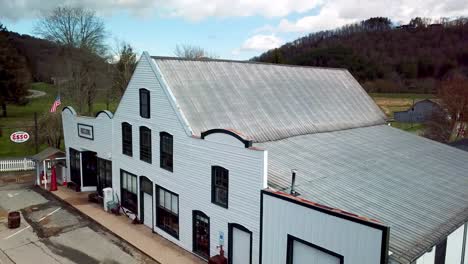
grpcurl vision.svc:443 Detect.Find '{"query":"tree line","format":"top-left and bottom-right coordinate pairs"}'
top-left (253, 17), bottom-right (468, 94)
top-left (0, 7), bottom-right (138, 118)
top-left (0, 6), bottom-right (217, 150)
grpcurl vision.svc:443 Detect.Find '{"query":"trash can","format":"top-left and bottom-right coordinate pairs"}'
top-left (8, 211), bottom-right (20, 229)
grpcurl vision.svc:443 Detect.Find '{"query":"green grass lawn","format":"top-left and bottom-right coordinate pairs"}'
top-left (390, 122), bottom-right (425, 134)
top-left (0, 83), bottom-right (117, 158)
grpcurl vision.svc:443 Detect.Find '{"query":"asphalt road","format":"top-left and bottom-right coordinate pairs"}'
top-left (0, 181), bottom-right (158, 264)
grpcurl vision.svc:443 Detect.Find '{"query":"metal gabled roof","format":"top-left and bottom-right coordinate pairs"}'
top-left (258, 125), bottom-right (468, 263)
top-left (152, 56), bottom-right (386, 142)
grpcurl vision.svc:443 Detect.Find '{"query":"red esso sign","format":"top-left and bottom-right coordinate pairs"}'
top-left (10, 131), bottom-right (30, 143)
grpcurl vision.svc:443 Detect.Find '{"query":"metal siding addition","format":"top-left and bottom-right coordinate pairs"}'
top-left (261, 193), bottom-right (384, 264)
top-left (259, 125), bottom-right (468, 264)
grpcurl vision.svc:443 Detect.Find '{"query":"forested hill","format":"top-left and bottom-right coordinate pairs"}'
top-left (253, 17), bottom-right (468, 93)
top-left (1, 28), bottom-right (108, 84)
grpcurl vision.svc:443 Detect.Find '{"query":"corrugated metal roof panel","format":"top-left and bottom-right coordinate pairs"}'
top-left (259, 125), bottom-right (468, 263)
top-left (153, 57), bottom-right (386, 142)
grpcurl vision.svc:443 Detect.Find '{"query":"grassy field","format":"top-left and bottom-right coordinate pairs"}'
top-left (0, 83), bottom-right (117, 158)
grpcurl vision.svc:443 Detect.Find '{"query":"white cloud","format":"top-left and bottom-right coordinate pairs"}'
top-left (238, 34), bottom-right (284, 52)
top-left (256, 0), bottom-right (468, 33)
top-left (0, 0), bottom-right (321, 21)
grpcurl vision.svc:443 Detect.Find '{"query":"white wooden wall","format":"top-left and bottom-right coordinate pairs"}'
top-left (109, 53), bottom-right (267, 262)
top-left (261, 191), bottom-right (387, 264)
top-left (62, 108), bottom-right (114, 191)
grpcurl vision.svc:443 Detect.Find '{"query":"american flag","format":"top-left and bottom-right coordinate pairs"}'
top-left (50, 95), bottom-right (61, 113)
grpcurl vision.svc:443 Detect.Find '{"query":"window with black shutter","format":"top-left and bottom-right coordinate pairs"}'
top-left (139, 89), bottom-right (150, 118)
top-left (121, 170), bottom-right (138, 213)
top-left (211, 166), bottom-right (228, 208)
top-left (160, 132), bottom-right (173, 172)
top-left (122, 122), bottom-right (133, 156)
top-left (140, 126), bottom-right (152, 163)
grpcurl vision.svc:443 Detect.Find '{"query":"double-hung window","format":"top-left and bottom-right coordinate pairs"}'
top-left (211, 166), bottom-right (229, 208)
top-left (139, 89), bottom-right (150, 118)
top-left (160, 132), bottom-right (173, 171)
top-left (122, 122), bottom-right (132, 156)
top-left (140, 126), bottom-right (152, 163)
top-left (121, 170), bottom-right (137, 213)
top-left (156, 186), bottom-right (179, 238)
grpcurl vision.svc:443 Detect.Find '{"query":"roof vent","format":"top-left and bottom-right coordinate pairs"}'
top-left (290, 169), bottom-right (299, 196)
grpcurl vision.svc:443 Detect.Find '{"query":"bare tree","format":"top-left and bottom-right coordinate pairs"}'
top-left (38, 112), bottom-right (62, 148)
top-left (35, 6), bottom-right (111, 115)
top-left (34, 6), bottom-right (107, 56)
top-left (174, 44), bottom-right (218, 59)
top-left (422, 110), bottom-right (452, 143)
top-left (438, 72), bottom-right (468, 129)
top-left (112, 41), bottom-right (137, 99)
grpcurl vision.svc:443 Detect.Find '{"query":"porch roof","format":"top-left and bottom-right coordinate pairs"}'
top-left (30, 147), bottom-right (65, 162)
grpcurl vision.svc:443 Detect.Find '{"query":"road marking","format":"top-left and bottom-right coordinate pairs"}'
top-left (38, 207), bottom-right (61, 222)
top-left (3, 207), bottom-right (61, 240)
top-left (3, 225), bottom-right (31, 239)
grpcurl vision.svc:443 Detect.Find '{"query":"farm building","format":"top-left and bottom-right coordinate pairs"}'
top-left (61, 52), bottom-right (468, 264)
top-left (394, 99), bottom-right (444, 123)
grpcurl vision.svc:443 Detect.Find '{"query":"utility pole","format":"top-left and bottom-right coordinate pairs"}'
top-left (34, 112), bottom-right (38, 153)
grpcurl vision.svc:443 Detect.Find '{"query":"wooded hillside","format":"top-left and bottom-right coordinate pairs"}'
top-left (253, 17), bottom-right (468, 93)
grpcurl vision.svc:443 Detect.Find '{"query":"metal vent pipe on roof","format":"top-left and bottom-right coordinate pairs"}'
top-left (290, 169), bottom-right (297, 195)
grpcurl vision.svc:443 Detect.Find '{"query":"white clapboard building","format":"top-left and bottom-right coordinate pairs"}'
top-left (62, 52), bottom-right (468, 264)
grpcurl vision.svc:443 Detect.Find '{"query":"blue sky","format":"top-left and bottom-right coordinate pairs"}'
top-left (3, 10), bottom-right (319, 60)
top-left (2, 0), bottom-right (467, 60)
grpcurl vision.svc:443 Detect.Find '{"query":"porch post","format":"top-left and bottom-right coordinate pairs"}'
top-left (36, 163), bottom-right (40, 186)
top-left (79, 152), bottom-right (83, 191)
top-left (43, 160), bottom-right (47, 189)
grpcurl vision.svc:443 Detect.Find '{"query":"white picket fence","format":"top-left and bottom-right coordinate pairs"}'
top-left (0, 158), bottom-right (36, 172)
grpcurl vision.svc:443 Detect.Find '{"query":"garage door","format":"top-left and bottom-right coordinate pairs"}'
top-left (229, 224), bottom-right (252, 264)
top-left (287, 235), bottom-right (343, 264)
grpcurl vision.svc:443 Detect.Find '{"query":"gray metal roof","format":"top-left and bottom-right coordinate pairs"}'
top-left (258, 125), bottom-right (468, 264)
top-left (153, 57), bottom-right (386, 142)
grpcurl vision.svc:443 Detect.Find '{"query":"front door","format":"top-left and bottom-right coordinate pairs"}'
top-left (140, 176), bottom-right (153, 229)
top-left (193, 211), bottom-right (210, 259)
top-left (97, 158), bottom-right (112, 196)
top-left (143, 193), bottom-right (152, 227)
top-left (81, 151), bottom-right (97, 187)
top-left (69, 148), bottom-right (81, 191)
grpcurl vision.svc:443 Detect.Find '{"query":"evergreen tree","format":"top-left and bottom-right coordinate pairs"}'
top-left (0, 27), bottom-right (31, 117)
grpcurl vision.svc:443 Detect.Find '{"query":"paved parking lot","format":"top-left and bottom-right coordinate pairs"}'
top-left (0, 179), bottom-right (158, 264)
